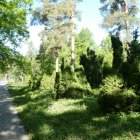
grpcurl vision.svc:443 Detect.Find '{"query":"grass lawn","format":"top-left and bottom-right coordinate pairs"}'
top-left (8, 84), bottom-right (140, 140)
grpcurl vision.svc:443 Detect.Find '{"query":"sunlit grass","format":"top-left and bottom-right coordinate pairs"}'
top-left (8, 84), bottom-right (140, 140)
top-left (46, 99), bottom-right (87, 115)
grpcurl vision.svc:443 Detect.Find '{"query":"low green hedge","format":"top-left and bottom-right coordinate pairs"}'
top-left (98, 75), bottom-right (137, 113)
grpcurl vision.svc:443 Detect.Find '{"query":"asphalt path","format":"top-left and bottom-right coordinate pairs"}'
top-left (0, 82), bottom-right (29, 140)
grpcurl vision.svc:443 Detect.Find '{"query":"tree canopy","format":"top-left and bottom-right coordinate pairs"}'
top-left (100, 0), bottom-right (139, 37)
top-left (0, 0), bottom-right (32, 47)
top-left (0, 0), bottom-right (32, 72)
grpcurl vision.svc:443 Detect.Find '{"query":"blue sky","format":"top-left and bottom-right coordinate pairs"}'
top-left (20, 0), bottom-right (140, 55)
top-left (76, 0), bottom-right (107, 44)
top-left (19, 0), bottom-right (107, 55)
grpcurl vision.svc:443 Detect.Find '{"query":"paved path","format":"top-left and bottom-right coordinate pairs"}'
top-left (0, 83), bottom-right (30, 140)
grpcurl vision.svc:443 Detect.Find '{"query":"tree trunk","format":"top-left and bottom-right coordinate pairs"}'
top-left (55, 47), bottom-right (60, 99)
top-left (70, 15), bottom-right (75, 71)
top-left (69, 0), bottom-right (75, 71)
top-left (123, 0), bottom-right (130, 58)
top-left (55, 47), bottom-right (59, 73)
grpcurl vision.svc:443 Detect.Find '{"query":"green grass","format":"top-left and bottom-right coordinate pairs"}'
top-left (8, 84), bottom-right (140, 140)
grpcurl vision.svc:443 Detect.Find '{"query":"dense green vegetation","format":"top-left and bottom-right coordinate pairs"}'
top-left (0, 0), bottom-right (32, 73)
top-left (0, 0), bottom-right (140, 140)
top-left (8, 84), bottom-right (140, 140)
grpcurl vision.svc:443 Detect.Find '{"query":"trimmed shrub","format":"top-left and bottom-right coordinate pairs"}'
top-left (102, 62), bottom-right (114, 78)
top-left (98, 75), bottom-right (137, 113)
top-left (62, 82), bottom-right (92, 99)
top-left (131, 72), bottom-right (140, 92)
top-left (40, 73), bottom-right (55, 91)
top-left (80, 49), bottom-right (104, 88)
top-left (55, 65), bottom-right (92, 99)
top-left (100, 75), bottom-right (124, 94)
top-left (136, 96), bottom-right (140, 111)
top-left (29, 74), bottom-right (43, 90)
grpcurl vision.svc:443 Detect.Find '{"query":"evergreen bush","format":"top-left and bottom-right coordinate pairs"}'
top-left (29, 74), bottom-right (43, 90)
top-left (98, 75), bottom-right (137, 113)
top-left (55, 65), bottom-right (92, 99)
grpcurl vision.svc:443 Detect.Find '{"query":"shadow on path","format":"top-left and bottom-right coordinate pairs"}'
top-left (0, 83), bottom-right (29, 140)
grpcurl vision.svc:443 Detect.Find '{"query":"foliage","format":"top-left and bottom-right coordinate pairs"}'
top-left (0, 0), bottom-right (32, 47)
top-left (29, 74), bottom-right (42, 90)
top-left (100, 36), bottom-right (113, 77)
top-left (100, 0), bottom-right (140, 62)
top-left (0, 44), bottom-right (19, 72)
top-left (100, 36), bottom-right (113, 67)
top-left (41, 73), bottom-right (55, 90)
top-left (32, 0), bottom-right (82, 27)
top-left (99, 0), bottom-right (139, 35)
top-left (7, 64), bottom-right (25, 83)
top-left (36, 45), bottom-right (55, 75)
top-left (28, 60), bottom-right (43, 90)
top-left (98, 75), bottom-right (137, 113)
top-left (8, 84), bottom-right (140, 140)
top-left (128, 29), bottom-right (140, 61)
top-left (0, 49), bottom-right (31, 83)
top-left (26, 40), bottom-right (38, 60)
top-left (121, 29), bottom-right (140, 92)
top-left (100, 36), bottom-right (112, 52)
top-left (32, 0), bottom-right (72, 73)
top-left (102, 62), bottom-right (113, 78)
top-left (128, 30), bottom-right (140, 91)
top-left (100, 75), bottom-right (124, 94)
top-left (0, 0), bottom-right (32, 73)
top-left (26, 42), bottom-right (54, 90)
top-left (75, 28), bottom-right (95, 66)
top-left (62, 82), bottom-right (92, 99)
top-left (80, 48), bottom-right (104, 88)
top-left (120, 62), bottom-right (131, 84)
top-left (55, 65), bottom-right (92, 99)
top-left (32, 0), bottom-right (83, 71)
top-left (110, 34), bottom-right (123, 70)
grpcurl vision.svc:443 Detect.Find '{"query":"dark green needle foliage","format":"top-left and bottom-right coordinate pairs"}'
top-left (110, 34), bottom-right (123, 71)
top-left (123, 29), bottom-right (140, 92)
top-left (98, 75), bottom-right (137, 113)
top-left (80, 48), bottom-right (104, 88)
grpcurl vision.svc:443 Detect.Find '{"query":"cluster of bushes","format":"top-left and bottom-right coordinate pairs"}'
top-left (29, 74), bottom-right (42, 90)
top-left (98, 75), bottom-right (139, 113)
top-left (97, 32), bottom-right (140, 114)
top-left (80, 48), bottom-right (104, 88)
top-left (26, 30), bottom-right (140, 115)
top-left (55, 65), bottom-right (93, 99)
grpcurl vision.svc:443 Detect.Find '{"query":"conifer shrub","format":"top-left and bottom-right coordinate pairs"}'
top-left (129, 58), bottom-right (140, 92)
top-left (103, 62), bottom-right (114, 78)
top-left (40, 73), bottom-right (55, 91)
top-left (120, 62), bottom-right (130, 84)
top-left (55, 65), bottom-right (92, 99)
top-left (28, 60), bottom-right (43, 90)
top-left (130, 72), bottom-right (140, 92)
top-left (80, 49), bottom-right (104, 88)
top-left (98, 75), bottom-right (137, 113)
top-left (136, 96), bottom-right (140, 111)
top-left (62, 82), bottom-right (92, 99)
top-left (29, 74), bottom-right (43, 90)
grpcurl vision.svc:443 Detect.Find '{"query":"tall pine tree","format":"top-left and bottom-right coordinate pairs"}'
top-left (32, 0), bottom-right (82, 71)
top-left (100, 0), bottom-right (139, 59)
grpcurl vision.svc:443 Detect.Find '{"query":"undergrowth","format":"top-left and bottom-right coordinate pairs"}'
top-left (8, 84), bottom-right (140, 140)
